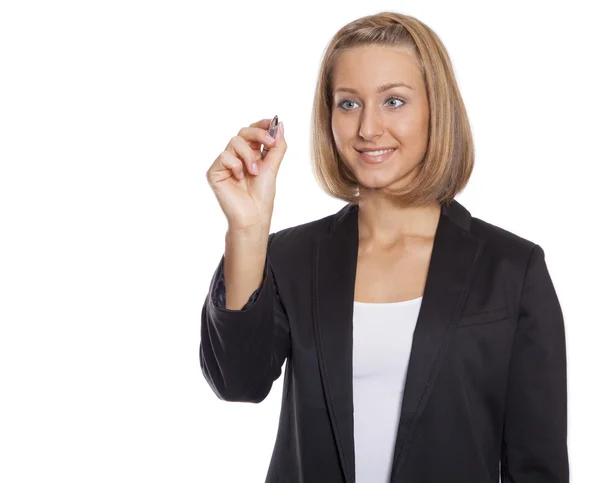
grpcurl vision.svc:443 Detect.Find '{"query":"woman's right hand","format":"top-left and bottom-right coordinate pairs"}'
top-left (206, 118), bottom-right (287, 232)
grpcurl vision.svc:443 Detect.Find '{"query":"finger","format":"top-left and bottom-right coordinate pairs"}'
top-left (226, 135), bottom-right (260, 176)
top-left (217, 150), bottom-right (246, 180)
top-left (249, 118), bottom-right (272, 128)
top-left (261, 120), bottom-right (286, 169)
top-left (237, 126), bottom-right (277, 158)
top-left (247, 119), bottom-right (272, 150)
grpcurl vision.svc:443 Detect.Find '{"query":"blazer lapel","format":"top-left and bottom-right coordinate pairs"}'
top-left (312, 199), bottom-right (485, 483)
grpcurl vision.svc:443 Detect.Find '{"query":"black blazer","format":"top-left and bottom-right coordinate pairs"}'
top-left (200, 199), bottom-right (569, 483)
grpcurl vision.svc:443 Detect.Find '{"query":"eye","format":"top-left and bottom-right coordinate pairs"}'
top-left (385, 96), bottom-right (405, 108)
top-left (337, 99), bottom-right (357, 110)
top-left (336, 96), bottom-right (405, 111)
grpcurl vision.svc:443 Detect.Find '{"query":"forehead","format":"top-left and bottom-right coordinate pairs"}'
top-left (331, 45), bottom-right (422, 91)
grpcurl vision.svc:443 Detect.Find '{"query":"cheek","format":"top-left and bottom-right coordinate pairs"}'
top-left (331, 114), bottom-right (340, 143)
top-left (331, 117), bottom-right (352, 149)
top-left (395, 103), bottom-right (429, 137)
top-left (393, 119), bottom-right (428, 145)
top-left (331, 131), bottom-right (343, 155)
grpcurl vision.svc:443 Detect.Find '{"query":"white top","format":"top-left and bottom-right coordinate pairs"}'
top-left (352, 296), bottom-right (423, 483)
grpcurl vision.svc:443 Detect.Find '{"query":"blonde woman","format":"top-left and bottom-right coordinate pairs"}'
top-left (201, 11), bottom-right (569, 483)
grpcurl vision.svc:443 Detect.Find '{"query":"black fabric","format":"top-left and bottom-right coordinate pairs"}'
top-left (199, 200), bottom-right (569, 483)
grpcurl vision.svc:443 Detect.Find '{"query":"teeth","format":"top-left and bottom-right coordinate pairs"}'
top-left (361, 148), bottom-right (395, 156)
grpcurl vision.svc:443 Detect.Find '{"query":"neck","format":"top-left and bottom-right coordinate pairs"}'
top-left (357, 194), bottom-right (441, 249)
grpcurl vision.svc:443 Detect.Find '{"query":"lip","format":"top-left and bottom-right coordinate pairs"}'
top-left (356, 147), bottom-right (397, 164)
top-left (355, 146), bottom-right (397, 152)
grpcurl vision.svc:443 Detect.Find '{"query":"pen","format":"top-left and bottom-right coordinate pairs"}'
top-left (261, 115), bottom-right (279, 160)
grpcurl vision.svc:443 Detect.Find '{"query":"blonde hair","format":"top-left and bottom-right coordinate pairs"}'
top-left (310, 11), bottom-right (474, 207)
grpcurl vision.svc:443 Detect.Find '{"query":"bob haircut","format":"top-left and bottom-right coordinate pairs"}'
top-left (310, 11), bottom-right (474, 207)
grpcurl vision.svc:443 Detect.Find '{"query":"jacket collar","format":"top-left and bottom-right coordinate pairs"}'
top-left (329, 198), bottom-right (472, 235)
top-left (313, 199), bottom-right (483, 482)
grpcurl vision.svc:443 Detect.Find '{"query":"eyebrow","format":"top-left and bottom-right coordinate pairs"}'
top-left (334, 82), bottom-right (414, 95)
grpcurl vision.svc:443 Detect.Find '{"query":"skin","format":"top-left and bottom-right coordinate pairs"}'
top-left (331, 45), bottom-right (441, 254)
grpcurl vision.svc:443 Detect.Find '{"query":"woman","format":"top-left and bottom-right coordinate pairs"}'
top-left (201, 11), bottom-right (569, 483)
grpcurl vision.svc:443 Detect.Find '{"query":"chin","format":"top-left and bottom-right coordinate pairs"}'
top-left (354, 167), bottom-right (407, 189)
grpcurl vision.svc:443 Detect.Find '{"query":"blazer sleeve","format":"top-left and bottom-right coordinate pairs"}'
top-left (199, 232), bottom-right (291, 403)
top-left (211, 270), bottom-right (261, 310)
top-left (500, 244), bottom-right (569, 482)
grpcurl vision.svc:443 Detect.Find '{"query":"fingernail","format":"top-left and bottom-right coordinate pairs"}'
top-left (252, 162), bottom-right (258, 174)
top-left (281, 122), bottom-right (284, 136)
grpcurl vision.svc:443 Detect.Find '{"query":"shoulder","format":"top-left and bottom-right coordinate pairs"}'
top-left (444, 199), bottom-right (540, 269)
top-left (461, 209), bottom-right (551, 304)
top-left (268, 210), bottom-right (337, 253)
top-left (469, 214), bottom-right (539, 269)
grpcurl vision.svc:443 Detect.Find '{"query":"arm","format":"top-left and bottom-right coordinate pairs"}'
top-left (222, 225), bottom-right (270, 311)
top-left (199, 231), bottom-right (291, 403)
top-left (500, 244), bottom-right (569, 482)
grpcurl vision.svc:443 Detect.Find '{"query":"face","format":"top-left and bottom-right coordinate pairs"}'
top-left (331, 45), bottom-right (430, 192)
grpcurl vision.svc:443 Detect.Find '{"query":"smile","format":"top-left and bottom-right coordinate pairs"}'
top-left (356, 148), bottom-right (397, 164)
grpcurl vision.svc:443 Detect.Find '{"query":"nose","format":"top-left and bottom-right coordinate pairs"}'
top-left (358, 107), bottom-right (384, 141)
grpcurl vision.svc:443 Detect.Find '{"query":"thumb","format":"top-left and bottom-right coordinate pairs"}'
top-left (263, 121), bottom-right (286, 172)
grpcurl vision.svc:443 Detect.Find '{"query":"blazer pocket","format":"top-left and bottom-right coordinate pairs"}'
top-left (455, 307), bottom-right (508, 328)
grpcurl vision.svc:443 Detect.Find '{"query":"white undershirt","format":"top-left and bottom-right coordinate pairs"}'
top-left (352, 297), bottom-right (423, 483)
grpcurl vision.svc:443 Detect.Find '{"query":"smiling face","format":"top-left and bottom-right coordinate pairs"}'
top-left (331, 45), bottom-right (430, 192)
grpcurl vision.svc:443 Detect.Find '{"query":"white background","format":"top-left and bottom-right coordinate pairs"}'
top-left (1, 0), bottom-right (598, 481)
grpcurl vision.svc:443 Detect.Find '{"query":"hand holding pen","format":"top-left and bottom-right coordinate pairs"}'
top-left (206, 115), bottom-right (287, 232)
